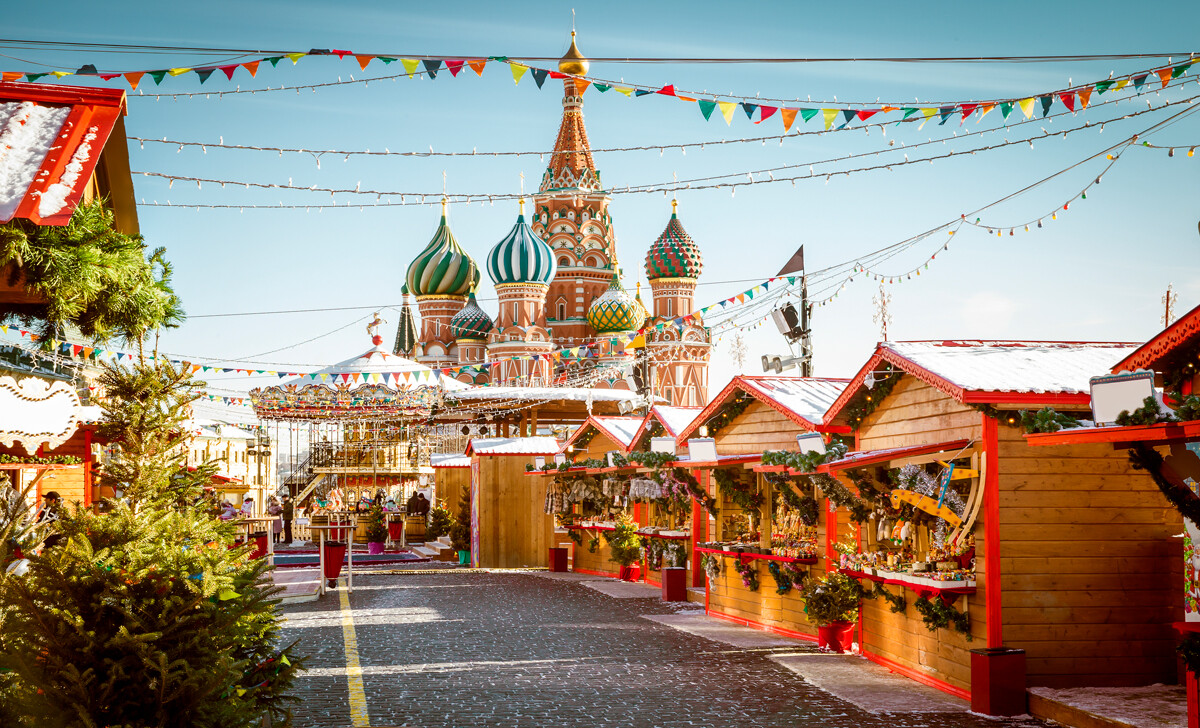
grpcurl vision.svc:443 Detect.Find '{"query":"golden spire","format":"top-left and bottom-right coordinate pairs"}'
top-left (671, 197), bottom-right (678, 217)
top-left (440, 197), bottom-right (448, 219)
top-left (519, 197), bottom-right (526, 216)
top-left (559, 31), bottom-right (589, 75)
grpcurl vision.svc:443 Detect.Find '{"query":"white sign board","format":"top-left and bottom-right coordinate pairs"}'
top-left (1090, 370), bottom-right (1156, 425)
top-left (650, 437), bottom-right (676, 454)
top-left (687, 437), bottom-right (718, 462)
top-left (796, 432), bottom-right (826, 456)
top-left (0, 376), bottom-right (81, 455)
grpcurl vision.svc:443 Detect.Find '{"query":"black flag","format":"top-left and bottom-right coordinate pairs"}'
top-left (777, 245), bottom-right (805, 276)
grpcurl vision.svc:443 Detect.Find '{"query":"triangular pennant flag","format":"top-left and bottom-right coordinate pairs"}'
top-left (422, 59), bottom-right (442, 79)
top-left (1058, 92), bottom-right (1076, 112)
top-left (698, 99), bottom-right (716, 121)
top-left (658, 84), bottom-right (676, 96)
top-left (1077, 88), bottom-right (1092, 108)
top-left (195, 68), bottom-right (215, 84)
top-left (331, 49), bottom-right (351, 59)
top-left (842, 109), bottom-right (857, 125)
top-left (219, 65), bottom-right (238, 80)
top-left (401, 58), bottom-right (419, 77)
top-left (757, 105), bottom-right (777, 123)
top-left (548, 71), bottom-right (565, 79)
top-left (149, 70), bottom-right (168, 85)
top-left (1095, 80), bottom-right (1114, 95)
top-left (265, 57), bottom-right (284, 67)
top-left (717, 101), bottom-right (737, 125)
top-left (377, 57), bottom-right (396, 65)
top-left (468, 59), bottom-right (487, 76)
top-left (167, 67), bottom-right (192, 76)
top-left (614, 87), bottom-right (633, 96)
top-left (50, 71), bottom-right (73, 78)
top-left (1132, 74), bottom-right (1147, 91)
top-left (1157, 68), bottom-right (1173, 88)
top-left (958, 104), bottom-right (977, 123)
top-left (822, 108), bottom-right (838, 130)
top-left (937, 106), bottom-right (954, 125)
top-left (355, 55), bottom-right (374, 71)
top-left (918, 107), bottom-right (937, 129)
top-left (23, 73), bottom-right (46, 82)
top-left (1, 72), bottom-right (21, 82)
top-left (999, 101), bottom-right (1014, 118)
top-left (1018, 98), bottom-right (1035, 119)
top-left (1173, 62), bottom-right (1192, 78)
top-left (286, 52), bottom-right (306, 64)
top-left (530, 67), bottom-right (548, 88)
top-left (511, 63), bottom-right (528, 84)
top-left (1115, 78), bottom-right (1130, 91)
top-left (75, 64), bottom-right (98, 76)
top-left (857, 108), bottom-right (879, 121)
top-left (242, 61), bottom-right (260, 77)
top-left (780, 108), bottom-right (798, 132)
top-left (124, 71), bottom-right (145, 89)
top-left (799, 108), bottom-right (819, 123)
top-left (1038, 95), bottom-right (1053, 117)
top-left (593, 82), bottom-right (611, 92)
top-left (445, 60), bottom-right (464, 77)
top-left (634, 89), bottom-right (652, 97)
top-left (736, 102), bottom-right (756, 120)
top-left (900, 108), bottom-right (919, 120)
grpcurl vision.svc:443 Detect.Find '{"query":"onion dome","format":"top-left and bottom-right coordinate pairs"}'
top-left (487, 200), bottom-right (557, 286)
top-left (450, 289), bottom-right (494, 340)
top-left (406, 201), bottom-right (480, 297)
top-left (558, 31), bottom-right (589, 76)
top-left (587, 269), bottom-right (645, 334)
top-left (645, 199), bottom-right (703, 280)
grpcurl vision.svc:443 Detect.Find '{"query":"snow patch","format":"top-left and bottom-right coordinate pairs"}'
top-left (36, 125), bottom-right (98, 217)
top-left (1029, 684), bottom-right (1185, 728)
top-left (0, 101), bottom-right (70, 222)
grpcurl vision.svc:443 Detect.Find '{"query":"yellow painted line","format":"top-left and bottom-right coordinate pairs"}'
top-left (338, 579), bottom-right (370, 727)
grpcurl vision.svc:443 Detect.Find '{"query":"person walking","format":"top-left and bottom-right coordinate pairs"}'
top-left (281, 494), bottom-right (294, 545)
top-left (266, 496), bottom-right (283, 544)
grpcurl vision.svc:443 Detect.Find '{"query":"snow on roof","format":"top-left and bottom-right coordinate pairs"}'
top-left (451, 386), bottom-right (642, 403)
top-left (465, 436), bottom-right (561, 456)
top-left (590, 416), bottom-right (644, 448)
top-left (884, 341), bottom-right (1140, 394)
top-left (0, 83), bottom-right (127, 226)
top-left (190, 418), bottom-right (258, 441)
top-left (430, 453), bottom-right (471, 468)
top-left (739, 377), bottom-right (850, 426)
top-left (650, 405), bottom-right (700, 437)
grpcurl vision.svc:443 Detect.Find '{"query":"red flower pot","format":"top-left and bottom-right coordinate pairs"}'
top-left (818, 621), bottom-right (856, 653)
top-left (322, 541), bottom-right (347, 579)
top-left (618, 565), bottom-right (641, 582)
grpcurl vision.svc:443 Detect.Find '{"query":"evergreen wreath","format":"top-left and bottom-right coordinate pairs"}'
top-left (713, 468), bottom-right (763, 516)
top-left (912, 595), bottom-right (971, 638)
top-left (733, 557), bottom-right (759, 591)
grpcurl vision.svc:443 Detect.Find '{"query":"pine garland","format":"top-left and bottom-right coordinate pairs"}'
top-left (1020, 407), bottom-right (1083, 433)
top-left (713, 468), bottom-right (763, 516)
top-left (912, 595), bottom-right (971, 638)
top-left (845, 365), bottom-right (899, 430)
top-left (0, 454), bottom-right (83, 465)
top-left (705, 394), bottom-right (754, 437)
top-left (867, 583), bottom-right (907, 613)
top-left (733, 557), bottom-right (759, 591)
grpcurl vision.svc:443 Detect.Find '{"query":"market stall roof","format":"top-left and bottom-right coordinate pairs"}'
top-left (825, 340), bottom-right (1140, 426)
top-left (0, 82), bottom-right (131, 228)
top-left (430, 453), bottom-right (471, 468)
top-left (1025, 420), bottom-right (1200, 448)
top-left (190, 419), bottom-right (258, 441)
top-left (677, 375), bottom-right (851, 443)
top-left (1111, 302), bottom-right (1200, 375)
top-left (465, 436), bottom-right (562, 456)
top-left (820, 439), bottom-right (974, 473)
top-left (561, 415), bottom-right (643, 453)
top-left (627, 405), bottom-right (701, 451)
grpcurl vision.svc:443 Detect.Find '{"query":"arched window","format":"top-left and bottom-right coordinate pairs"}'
top-left (558, 257), bottom-right (569, 267)
top-left (667, 299), bottom-right (674, 317)
top-left (558, 302), bottom-right (566, 320)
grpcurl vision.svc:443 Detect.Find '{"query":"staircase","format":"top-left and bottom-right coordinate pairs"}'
top-left (410, 535), bottom-right (459, 562)
top-left (282, 452), bottom-right (327, 505)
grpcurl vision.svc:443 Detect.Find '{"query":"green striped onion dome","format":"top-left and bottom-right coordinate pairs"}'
top-left (645, 205), bottom-right (703, 280)
top-left (450, 290), bottom-right (494, 340)
top-left (587, 270), bottom-right (646, 334)
top-left (406, 211), bottom-right (480, 297)
top-left (487, 210), bottom-right (557, 286)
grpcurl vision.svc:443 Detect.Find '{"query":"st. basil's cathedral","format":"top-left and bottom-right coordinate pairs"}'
top-left (396, 34), bottom-right (711, 407)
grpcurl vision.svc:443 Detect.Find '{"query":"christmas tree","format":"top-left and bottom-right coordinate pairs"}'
top-left (0, 361), bottom-right (303, 727)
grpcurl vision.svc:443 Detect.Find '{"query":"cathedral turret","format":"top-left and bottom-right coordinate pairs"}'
top-left (487, 200), bottom-right (557, 385)
top-left (405, 200), bottom-right (479, 368)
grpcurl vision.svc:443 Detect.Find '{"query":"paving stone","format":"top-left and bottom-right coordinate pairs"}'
top-left (280, 571), bottom-right (1051, 728)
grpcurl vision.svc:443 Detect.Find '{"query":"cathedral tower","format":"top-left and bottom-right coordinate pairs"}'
top-left (644, 200), bottom-right (711, 406)
top-left (531, 32), bottom-right (617, 350)
top-left (487, 200), bottom-right (558, 385)
top-left (405, 201), bottom-right (479, 369)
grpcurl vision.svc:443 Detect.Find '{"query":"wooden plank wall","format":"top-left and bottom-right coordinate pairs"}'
top-left (706, 553), bottom-right (819, 638)
top-left (857, 377), bottom-right (981, 451)
top-left (996, 426), bottom-right (1183, 687)
top-left (0, 430), bottom-right (90, 506)
top-left (714, 400), bottom-right (809, 455)
top-left (475, 455), bottom-right (553, 568)
top-left (572, 532), bottom-right (622, 577)
top-left (434, 467), bottom-right (470, 520)
top-left (853, 375), bottom-right (984, 693)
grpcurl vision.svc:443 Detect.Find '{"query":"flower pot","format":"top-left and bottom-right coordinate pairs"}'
top-left (322, 541), bottom-right (347, 580)
top-left (367, 541), bottom-right (385, 555)
top-left (618, 564), bottom-right (641, 581)
top-left (817, 620), bottom-right (856, 653)
top-left (458, 550), bottom-right (470, 565)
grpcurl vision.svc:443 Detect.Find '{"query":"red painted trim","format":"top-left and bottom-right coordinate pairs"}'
top-left (572, 566), bottom-right (621, 579)
top-left (0, 81), bottom-right (127, 108)
top-left (704, 607), bottom-right (819, 643)
top-left (676, 375), bottom-right (850, 444)
top-left (821, 439), bottom-right (972, 472)
top-left (562, 416), bottom-right (642, 454)
top-left (1026, 419), bottom-right (1200, 447)
top-left (983, 414), bottom-right (1002, 648)
top-left (862, 650), bottom-right (971, 701)
top-left (83, 429), bottom-right (92, 508)
top-left (960, 391), bottom-right (1091, 406)
top-left (1114, 303), bottom-right (1200, 373)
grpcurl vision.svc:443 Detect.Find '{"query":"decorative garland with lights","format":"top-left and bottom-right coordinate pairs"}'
top-left (845, 365), bottom-right (899, 430)
top-left (733, 557), bottom-right (760, 591)
top-left (761, 440), bottom-right (848, 472)
top-left (813, 473), bottom-right (873, 523)
top-left (672, 467), bottom-right (718, 518)
top-left (572, 427), bottom-right (598, 451)
top-left (713, 467), bottom-right (763, 516)
top-left (775, 483), bottom-right (820, 527)
top-left (705, 395), bottom-right (754, 438)
top-left (1019, 407), bottom-right (1083, 433)
top-left (0, 454), bottom-right (83, 465)
top-left (912, 595), bottom-right (972, 638)
top-left (766, 560), bottom-right (807, 595)
top-left (866, 582), bottom-right (908, 614)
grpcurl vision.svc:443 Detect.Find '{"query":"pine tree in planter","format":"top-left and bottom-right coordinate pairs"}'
top-left (427, 503), bottom-right (454, 540)
top-left (0, 362), bottom-right (303, 726)
top-left (364, 503), bottom-right (388, 554)
top-left (448, 485), bottom-right (471, 565)
top-left (607, 513), bottom-right (644, 581)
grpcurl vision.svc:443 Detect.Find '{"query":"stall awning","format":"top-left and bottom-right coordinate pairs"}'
top-left (820, 439), bottom-right (973, 472)
top-left (1025, 420), bottom-right (1200, 448)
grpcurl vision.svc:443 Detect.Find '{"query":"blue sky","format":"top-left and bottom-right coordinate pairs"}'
top-left (6, 1), bottom-right (1200, 414)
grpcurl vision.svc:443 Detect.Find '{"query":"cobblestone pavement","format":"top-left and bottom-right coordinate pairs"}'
top-left (280, 570), bottom-right (1048, 728)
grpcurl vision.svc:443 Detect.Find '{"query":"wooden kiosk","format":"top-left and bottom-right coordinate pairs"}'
top-left (466, 437), bottom-right (562, 568)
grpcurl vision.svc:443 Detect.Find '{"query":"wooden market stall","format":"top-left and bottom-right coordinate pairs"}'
top-left (673, 375), bottom-right (850, 638)
top-left (430, 453), bottom-right (471, 523)
top-left (818, 339), bottom-right (1181, 705)
top-left (466, 436), bottom-right (562, 568)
